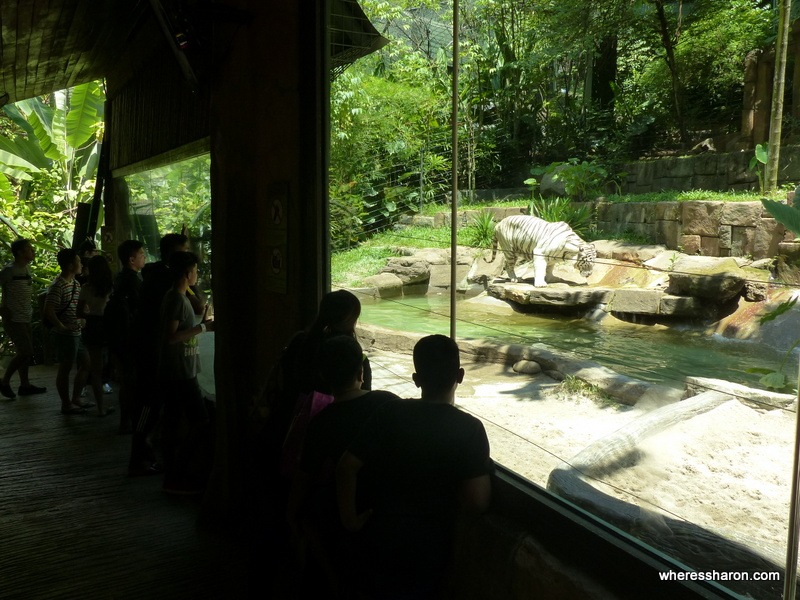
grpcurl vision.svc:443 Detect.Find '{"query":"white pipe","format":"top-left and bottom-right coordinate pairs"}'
top-left (449, 0), bottom-right (459, 340)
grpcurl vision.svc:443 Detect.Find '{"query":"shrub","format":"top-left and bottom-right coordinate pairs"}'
top-left (529, 196), bottom-right (593, 238)
top-left (464, 210), bottom-right (496, 248)
top-left (546, 159), bottom-right (611, 201)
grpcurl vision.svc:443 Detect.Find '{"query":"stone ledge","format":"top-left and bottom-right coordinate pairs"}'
top-left (488, 283), bottom-right (612, 307)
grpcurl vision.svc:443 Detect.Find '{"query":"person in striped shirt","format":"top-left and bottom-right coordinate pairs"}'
top-left (45, 248), bottom-right (92, 415)
top-left (0, 239), bottom-right (46, 399)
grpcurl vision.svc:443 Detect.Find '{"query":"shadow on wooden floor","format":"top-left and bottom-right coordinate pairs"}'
top-left (0, 365), bottom-right (253, 600)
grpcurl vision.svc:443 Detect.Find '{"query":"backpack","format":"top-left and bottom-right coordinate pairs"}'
top-left (38, 291), bottom-right (49, 328)
top-left (250, 332), bottom-right (335, 478)
top-left (279, 389), bottom-right (334, 478)
top-left (103, 290), bottom-right (132, 345)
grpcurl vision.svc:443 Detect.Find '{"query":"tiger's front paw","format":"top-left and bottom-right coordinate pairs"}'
top-left (533, 280), bottom-right (548, 287)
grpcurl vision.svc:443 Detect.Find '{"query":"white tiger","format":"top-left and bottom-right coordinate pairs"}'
top-left (486, 215), bottom-right (596, 287)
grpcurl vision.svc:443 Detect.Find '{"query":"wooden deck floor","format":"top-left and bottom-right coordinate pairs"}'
top-left (0, 365), bottom-right (252, 600)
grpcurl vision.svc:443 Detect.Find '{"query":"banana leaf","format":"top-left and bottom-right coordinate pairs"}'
top-left (23, 101), bottom-right (65, 161)
top-left (0, 149), bottom-right (41, 181)
top-left (761, 198), bottom-right (800, 236)
top-left (66, 81), bottom-right (103, 149)
top-left (0, 135), bottom-right (50, 170)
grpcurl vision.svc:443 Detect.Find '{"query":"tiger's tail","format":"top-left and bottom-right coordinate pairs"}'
top-left (486, 229), bottom-right (499, 263)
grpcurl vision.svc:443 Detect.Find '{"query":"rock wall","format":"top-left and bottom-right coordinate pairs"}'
top-left (593, 200), bottom-right (799, 260)
top-left (620, 145), bottom-right (800, 194)
top-left (420, 200), bottom-right (798, 260)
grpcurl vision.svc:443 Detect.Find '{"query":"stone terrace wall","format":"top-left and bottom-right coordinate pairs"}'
top-left (593, 200), bottom-right (797, 259)
top-left (621, 145), bottom-right (800, 193)
top-left (412, 202), bottom-right (799, 261)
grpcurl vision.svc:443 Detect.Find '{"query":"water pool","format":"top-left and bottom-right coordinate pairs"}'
top-left (358, 293), bottom-right (795, 391)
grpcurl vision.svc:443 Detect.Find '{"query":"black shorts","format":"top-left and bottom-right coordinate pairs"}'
top-left (82, 315), bottom-right (106, 348)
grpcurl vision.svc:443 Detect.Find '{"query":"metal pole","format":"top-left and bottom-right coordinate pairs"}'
top-left (449, 0), bottom-right (459, 340)
top-left (783, 356), bottom-right (800, 599)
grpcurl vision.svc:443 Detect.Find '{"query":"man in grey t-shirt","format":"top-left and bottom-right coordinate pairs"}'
top-left (158, 251), bottom-right (214, 494)
top-left (0, 239), bottom-right (46, 399)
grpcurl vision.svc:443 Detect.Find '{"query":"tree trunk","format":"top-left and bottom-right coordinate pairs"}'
top-left (765, 0), bottom-right (793, 192)
top-left (592, 35), bottom-right (617, 112)
top-left (652, 0), bottom-right (687, 143)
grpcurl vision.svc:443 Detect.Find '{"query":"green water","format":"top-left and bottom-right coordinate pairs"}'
top-left (359, 294), bottom-right (794, 391)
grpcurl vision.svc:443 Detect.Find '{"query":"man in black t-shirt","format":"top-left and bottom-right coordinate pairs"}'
top-left (286, 335), bottom-right (398, 596)
top-left (337, 334), bottom-right (493, 599)
top-left (109, 239), bottom-right (145, 434)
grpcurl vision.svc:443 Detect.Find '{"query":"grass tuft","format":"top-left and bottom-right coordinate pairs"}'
top-left (558, 375), bottom-right (623, 409)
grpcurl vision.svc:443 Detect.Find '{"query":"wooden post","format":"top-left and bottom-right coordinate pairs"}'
top-left (740, 50), bottom-right (760, 148)
top-left (205, 0), bottom-right (328, 522)
top-left (753, 49), bottom-right (774, 146)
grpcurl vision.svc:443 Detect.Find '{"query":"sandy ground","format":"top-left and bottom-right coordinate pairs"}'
top-left (367, 348), bottom-right (795, 567)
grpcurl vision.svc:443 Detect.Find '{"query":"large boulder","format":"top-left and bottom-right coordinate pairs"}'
top-left (381, 257), bottom-right (430, 285)
top-left (361, 273), bottom-right (404, 298)
top-left (665, 256), bottom-right (746, 302)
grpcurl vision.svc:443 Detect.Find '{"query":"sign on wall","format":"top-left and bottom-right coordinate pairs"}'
top-left (263, 182), bottom-right (288, 294)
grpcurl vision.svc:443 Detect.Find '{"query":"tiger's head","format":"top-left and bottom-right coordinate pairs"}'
top-left (576, 244), bottom-right (596, 278)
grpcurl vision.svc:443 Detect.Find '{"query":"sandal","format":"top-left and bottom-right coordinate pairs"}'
top-left (61, 406), bottom-right (86, 415)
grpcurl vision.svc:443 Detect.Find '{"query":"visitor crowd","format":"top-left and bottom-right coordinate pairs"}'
top-left (1, 237), bottom-right (494, 598)
top-left (1, 234), bottom-right (213, 495)
top-left (257, 290), bottom-right (494, 599)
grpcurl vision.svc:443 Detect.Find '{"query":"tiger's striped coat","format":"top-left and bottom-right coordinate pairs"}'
top-left (486, 215), bottom-right (596, 287)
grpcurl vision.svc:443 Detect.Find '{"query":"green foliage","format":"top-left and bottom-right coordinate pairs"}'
top-left (330, 181), bottom-right (366, 251)
top-left (529, 196), bottom-right (593, 238)
top-left (759, 298), bottom-right (798, 325)
top-left (464, 210), bottom-right (495, 248)
top-left (65, 81), bottom-right (104, 150)
top-left (329, 64), bottom-right (452, 246)
top-left (605, 189), bottom-right (776, 203)
top-left (0, 82), bottom-right (105, 293)
top-left (0, 83), bottom-right (215, 352)
top-left (667, 252), bottom-right (680, 272)
top-left (0, 82), bottom-right (108, 359)
top-left (330, 221), bottom-right (488, 285)
top-left (749, 143), bottom-right (769, 194)
top-left (124, 154), bottom-right (212, 291)
top-left (331, 0), bottom-right (779, 254)
top-left (615, 0), bottom-right (771, 147)
top-left (544, 160), bottom-right (610, 201)
top-left (368, 225), bottom-right (475, 250)
top-left (673, 0), bottom-right (772, 127)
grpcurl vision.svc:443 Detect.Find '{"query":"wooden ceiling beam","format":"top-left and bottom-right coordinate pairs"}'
top-left (0, 0), bottom-right (149, 103)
